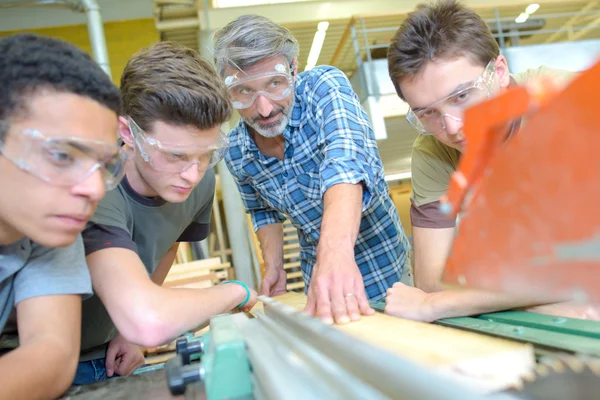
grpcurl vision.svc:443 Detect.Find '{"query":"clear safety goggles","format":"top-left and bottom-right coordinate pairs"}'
top-left (406, 61), bottom-right (497, 135)
top-left (128, 117), bottom-right (229, 173)
top-left (224, 63), bottom-right (294, 110)
top-left (0, 123), bottom-right (128, 190)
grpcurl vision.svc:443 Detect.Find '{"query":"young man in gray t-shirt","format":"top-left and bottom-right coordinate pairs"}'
top-left (76, 42), bottom-right (258, 384)
top-left (0, 34), bottom-right (126, 398)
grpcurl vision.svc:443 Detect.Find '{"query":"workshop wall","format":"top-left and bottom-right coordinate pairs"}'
top-left (0, 18), bottom-right (160, 86)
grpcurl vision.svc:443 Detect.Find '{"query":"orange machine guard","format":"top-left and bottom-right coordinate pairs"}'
top-left (441, 59), bottom-right (600, 303)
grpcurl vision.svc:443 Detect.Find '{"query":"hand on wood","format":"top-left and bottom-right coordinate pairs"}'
top-left (303, 250), bottom-right (374, 325)
top-left (384, 282), bottom-right (436, 322)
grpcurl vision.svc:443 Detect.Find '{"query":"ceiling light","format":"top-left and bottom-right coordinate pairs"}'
top-left (214, 0), bottom-right (300, 7)
top-left (525, 4), bottom-right (540, 14)
top-left (305, 21), bottom-right (329, 71)
top-left (515, 13), bottom-right (529, 23)
top-left (317, 21), bottom-right (329, 31)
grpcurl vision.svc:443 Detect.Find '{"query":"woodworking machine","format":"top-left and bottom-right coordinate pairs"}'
top-left (61, 295), bottom-right (600, 400)
top-left (61, 60), bottom-right (600, 400)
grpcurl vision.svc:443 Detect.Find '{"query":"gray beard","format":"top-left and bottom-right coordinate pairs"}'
top-left (245, 96), bottom-right (295, 138)
top-left (246, 113), bottom-right (289, 138)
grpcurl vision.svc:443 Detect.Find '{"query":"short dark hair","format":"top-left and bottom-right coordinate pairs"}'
top-left (120, 41), bottom-right (232, 133)
top-left (387, 0), bottom-right (499, 99)
top-left (0, 33), bottom-right (121, 137)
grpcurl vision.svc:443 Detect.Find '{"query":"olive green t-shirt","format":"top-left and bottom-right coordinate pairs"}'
top-left (79, 169), bottom-right (215, 361)
top-left (410, 66), bottom-right (576, 228)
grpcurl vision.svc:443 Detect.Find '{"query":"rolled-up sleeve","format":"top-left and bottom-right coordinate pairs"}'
top-left (234, 177), bottom-right (286, 232)
top-left (315, 85), bottom-right (379, 211)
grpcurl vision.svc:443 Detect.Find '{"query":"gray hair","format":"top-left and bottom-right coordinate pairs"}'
top-left (211, 14), bottom-right (300, 76)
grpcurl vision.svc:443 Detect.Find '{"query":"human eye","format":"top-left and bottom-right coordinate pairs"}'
top-left (452, 89), bottom-right (472, 104)
top-left (238, 87), bottom-right (253, 96)
top-left (270, 78), bottom-right (283, 87)
top-left (43, 143), bottom-right (76, 167)
top-left (168, 152), bottom-right (186, 161)
top-left (417, 108), bottom-right (437, 120)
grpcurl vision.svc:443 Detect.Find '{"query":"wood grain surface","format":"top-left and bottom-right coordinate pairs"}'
top-left (252, 292), bottom-right (535, 394)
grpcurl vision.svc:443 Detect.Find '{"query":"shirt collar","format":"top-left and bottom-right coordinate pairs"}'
top-left (122, 175), bottom-right (167, 207)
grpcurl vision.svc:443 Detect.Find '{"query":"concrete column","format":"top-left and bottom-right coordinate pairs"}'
top-left (198, 29), bottom-right (261, 289)
top-left (216, 160), bottom-right (261, 290)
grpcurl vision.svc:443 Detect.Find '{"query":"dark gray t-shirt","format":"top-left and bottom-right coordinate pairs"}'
top-left (0, 235), bottom-right (92, 333)
top-left (80, 170), bottom-right (215, 361)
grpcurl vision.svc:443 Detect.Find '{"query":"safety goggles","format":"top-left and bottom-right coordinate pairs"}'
top-left (0, 123), bottom-right (128, 190)
top-left (127, 117), bottom-right (229, 173)
top-left (224, 63), bottom-right (294, 110)
top-left (406, 61), bottom-right (497, 135)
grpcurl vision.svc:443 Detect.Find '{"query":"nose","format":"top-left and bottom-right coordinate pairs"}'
top-left (179, 162), bottom-right (204, 185)
top-left (255, 94), bottom-right (275, 118)
top-left (71, 168), bottom-right (106, 202)
top-left (443, 113), bottom-right (463, 136)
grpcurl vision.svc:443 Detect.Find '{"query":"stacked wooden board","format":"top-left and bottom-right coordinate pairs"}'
top-left (252, 292), bottom-right (535, 394)
top-left (163, 257), bottom-right (232, 290)
top-left (247, 216), bottom-right (305, 292)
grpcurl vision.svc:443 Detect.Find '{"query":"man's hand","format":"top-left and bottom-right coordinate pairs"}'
top-left (303, 250), bottom-right (374, 325)
top-left (260, 267), bottom-right (288, 297)
top-left (384, 282), bottom-right (436, 322)
top-left (105, 334), bottom-right (145, 377)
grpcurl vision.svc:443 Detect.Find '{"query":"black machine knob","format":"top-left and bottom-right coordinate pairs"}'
top-left (166, 354), bottom-right (205, 396)
top-left (176, 337), bottom-right (205, 365)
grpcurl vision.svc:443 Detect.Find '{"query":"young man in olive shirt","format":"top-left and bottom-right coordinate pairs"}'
top-left (383, 0), bottom-right (596, 322)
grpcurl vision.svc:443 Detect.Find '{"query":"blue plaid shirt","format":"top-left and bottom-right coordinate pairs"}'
top-left (225, 66), bottom-right (410, 300)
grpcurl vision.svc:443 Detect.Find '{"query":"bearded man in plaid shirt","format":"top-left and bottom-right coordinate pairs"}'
top-left (213, 14), bottom-right (411, 325)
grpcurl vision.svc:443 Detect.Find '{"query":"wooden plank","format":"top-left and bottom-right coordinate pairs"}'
top-left (286, 271), bottom-right (303, 279)
top-left (163, 258), bottom-right (231, 290)
top-left (165, 269), bottom-right (228, 282)
top-left (283, 251), bottom-right (299, 260)
top-left (169, 258), bottom-right (230, 273)
top-left (283, 226), bottom-right (298, 234)
top-left (252, 292), bottom-right (535, 394)
top-left (283, 242), bottom-right (300, 252)
top-left (284, 261), bottom-right (301, 269)
top-left (144, 351), bottom-right (176, 366)
top-left (162, 273), bottom-right (219, 288)
top-left (286, 281), bottom-right (305, 290)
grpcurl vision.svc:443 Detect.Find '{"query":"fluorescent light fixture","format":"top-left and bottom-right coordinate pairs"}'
top-left (385, 172), bottom-right (412, 182)
top-left (515, 13), bottom-right (529, 23)
top-left (525, 3), bottom-right (540, 14)
top-left (214, 0), bottom-right (301, 7)
top-left (304, 21), bottom-right (329, 71)
top-left (317, 21), bottom-right (329, 31)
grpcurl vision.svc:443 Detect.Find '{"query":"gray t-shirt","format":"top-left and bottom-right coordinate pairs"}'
top-left (0, 235), bottom-right (92, 333)
top-left (80, 170), bottom-right (215, 361)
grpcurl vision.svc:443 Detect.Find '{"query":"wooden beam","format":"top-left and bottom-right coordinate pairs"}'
top-left (330, 17), bottom-right (353, 65)
top-left (199, 0), bottom-right (588, 30)
top-left (569, 14), bottom-right (600, 41)
top-left (544, 2), bottom-right (599, 43)
top-left (252, 292), bottom-right (535, 393)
